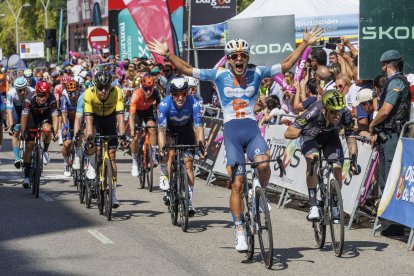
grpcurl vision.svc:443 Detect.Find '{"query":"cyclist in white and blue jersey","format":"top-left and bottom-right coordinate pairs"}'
top-left (149, 26), bottom-right (323, 252)
top-left (72, 82), bottom-right (86, 172)
top-left (157, 77), bottom-right (205, 216)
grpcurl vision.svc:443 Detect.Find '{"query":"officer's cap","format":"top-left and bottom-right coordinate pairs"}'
top-left (380, 50), bottom-right (402, 63)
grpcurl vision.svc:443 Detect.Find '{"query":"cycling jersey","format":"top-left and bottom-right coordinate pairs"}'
top-left (60, 92), bottom-right (78, 121)
top-left (129, 88), bottom-right (161, 113)
top-left (22, 94), bottom-right (59, 117)
top-left (6, 87), bottom-right (35, 122)
top-left (193, 65), bottom-right (281, 123)
top-left (76, 92), bottom-right (85, 116)
top-left (158, 95), bottom-right (201, 128)
top-left (83, 86), bottom-right (124, 117)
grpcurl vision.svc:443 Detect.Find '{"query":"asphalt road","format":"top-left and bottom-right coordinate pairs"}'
top-left (0, 134), bottom-right (413, 275)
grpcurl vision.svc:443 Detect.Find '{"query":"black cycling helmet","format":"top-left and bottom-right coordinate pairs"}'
top-left (94, 71), bottom-right (112, 89)
top-left (169, 77), bottom-right (188, 93)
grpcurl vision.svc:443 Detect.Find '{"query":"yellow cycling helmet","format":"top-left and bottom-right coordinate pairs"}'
top-left (322, 90), bottom-right (345, 111)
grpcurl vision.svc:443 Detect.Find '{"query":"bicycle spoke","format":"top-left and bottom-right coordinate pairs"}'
top-left (329, 178), bottom-right (345, 257)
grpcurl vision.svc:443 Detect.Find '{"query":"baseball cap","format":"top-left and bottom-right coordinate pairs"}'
top-left (380, 50), bottom-right (401, 63)
top-left (352, 88), bottom-right (375, 107)
top-left (102, 48), bottom-right (110, 54)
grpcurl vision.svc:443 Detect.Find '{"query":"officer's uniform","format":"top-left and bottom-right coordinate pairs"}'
top-left (376, 50), bottom-right (411, 191)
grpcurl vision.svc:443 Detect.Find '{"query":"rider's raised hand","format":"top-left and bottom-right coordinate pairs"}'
top-left (148, 37), bottom-right (170, 57)
top-left (303, 26), bottom-right (324, 45)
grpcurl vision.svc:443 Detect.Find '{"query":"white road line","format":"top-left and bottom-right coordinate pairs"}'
top-left (39, 193), bottom-right (54, 202)
top-left (87, 229), bottom-right (114, 244)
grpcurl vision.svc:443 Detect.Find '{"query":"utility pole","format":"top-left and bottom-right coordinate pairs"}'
top-left (40, 0), bottom-right (51, 62)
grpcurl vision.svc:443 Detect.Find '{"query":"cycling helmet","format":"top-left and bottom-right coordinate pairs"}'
top-left (35, 81), bottom-right (50, 95)
top-left (73, 75), bottom-right (84, 85)
top-left (184, 76), bottom-right (199, 87)
top-left (14, 77), bottom-right (28, 89)
top-left (66, 80), bottom-right (78, 92)
top-left (169, 77), bottom-right (188, 93)
top-left (225, 39), bottom-right (250, 56)
top-left (322, 90), bottom-right (346, 111)
top-left (94, 71), bottom-right (112, 88)
top-left (141, 74), bottom-right (156, 88)
top-left (35, 71), bottom-right (42, 79)
top-left (23, 69), bottom-right (33, 78)
top-left (60, 75), bottom-right (72, 84)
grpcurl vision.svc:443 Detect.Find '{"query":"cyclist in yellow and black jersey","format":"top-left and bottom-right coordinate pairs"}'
top-left (83, 71), bottom-right (126, 208)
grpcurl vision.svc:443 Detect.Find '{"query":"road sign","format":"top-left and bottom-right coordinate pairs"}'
top-left (87, 26), bottom-right (110, 50)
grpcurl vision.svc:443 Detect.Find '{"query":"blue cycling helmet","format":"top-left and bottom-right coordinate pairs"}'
top-left (14, 77), bottom-right (28, 89)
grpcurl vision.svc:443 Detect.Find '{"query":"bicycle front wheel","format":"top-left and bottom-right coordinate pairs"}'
top-left (145, 144), bottom-right (154, 192)
top-left (34, 147), bottom-right (42, 198)
top-left (104, 159), bottom-right (113, 221)
top-left (138, 147), bottom-right (146, 189)
top-left (85, 180), bottom-right (92, 208)
top-left (313, 188), bottom-right (326, 249)
top-left (255, 186), bottom-right (273, 269)
top-left (169, 166), bottom-right (178, 226)
top-left (329, 178), bottom-right (345, 257)
top-left (244, 190), bottom-right (254, 260)
top-left (179, 166), bottom-right (189, 232)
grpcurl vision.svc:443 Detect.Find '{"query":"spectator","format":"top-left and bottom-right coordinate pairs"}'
top-left (259, 95), bottom-right (290, 125)
top-left (328, 51), bottom-right (338, 65)
top-left (352, 88), bottom-right (376, 136)
top-left (316, 65), bottom-right (335, 91)
top-left (311, 48), bottom-right (327, 68)
top-left (259, 77), bottom-right (273, 97)
top-left (335, 73), bottom-right (354, 110)
top-left (328, 63), bottom-right (341, 80)
top-left (293, 78), bottom-right (319, 112)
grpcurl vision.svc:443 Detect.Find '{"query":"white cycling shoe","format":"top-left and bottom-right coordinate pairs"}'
top-left (43, 152), bottom-right (50, 165)
top-left (159, 176), bottom-right (170, 191)
top-left (307, 206), bottom-right (320, 221)
top-left (63, 166), bottom-right (71, 177)
top-left (235, 224), bottom-right (248, 252)
top-left (85, 162), bottom-right (96, 180)
top-left (72, 157), bottom-right (81, 170)
top-left (131, 165), bottom-right (139, 177)
top-left (112, 190), bottom-right (120, 209)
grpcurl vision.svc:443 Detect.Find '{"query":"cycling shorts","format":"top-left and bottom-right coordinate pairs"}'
top-left (93, 112), bottom-right (118, 149)
top-left (300, 133), bottom-right (344, 166)
top-left (62, 119), bottom-right (74, 142)
top-left (224, 119), bottom-right (269, 176)
top-left (167, 123), bottom-right (196, 158)
top-left (134, 106), bottom-right (156, 127)
top-left (26, 118), bottom-right (52, 142)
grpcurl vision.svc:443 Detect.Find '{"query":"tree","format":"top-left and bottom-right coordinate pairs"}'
top-left (237, 0), bottom-right (254, 13)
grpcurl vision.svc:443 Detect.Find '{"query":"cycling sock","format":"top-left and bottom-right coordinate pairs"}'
top-left (75, 146), bottom-right (82, 158)
top-left (13, 147), bottom-right (19, 160)
top-left (44, 142), bottom-right (50, 152)
top-left (308, 188), bottom-right (318, 207)
top-left (132, 154), bottom-right (138, 166)
top-left (189, 186), bottom-right (194, 201)
top-left (232, 212), bottom-right (245, 223)
top-left (160, 162), bottom-right (168, 177)
top-left (63, 155), bottom-right (69, 166)
top-left (24, 163), bottom-right (30, 178)
top-left (87, 153), bottom-right (96, 168)
top-left (152, 147), bottom-right (157, 161)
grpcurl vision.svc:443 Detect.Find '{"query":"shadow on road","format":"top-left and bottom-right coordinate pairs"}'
top-left (341, 240), bottom-right (389, 258)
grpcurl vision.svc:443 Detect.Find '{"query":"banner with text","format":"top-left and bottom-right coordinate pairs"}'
top-left (192, 21), bottom-right (227, 49)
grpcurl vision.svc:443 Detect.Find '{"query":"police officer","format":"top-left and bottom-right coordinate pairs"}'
top-left (369, 50), bottom-right (411, 236)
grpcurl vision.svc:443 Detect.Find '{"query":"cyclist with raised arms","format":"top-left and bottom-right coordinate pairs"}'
top-left (149, 26), bottom-right (323, 252)
top-left (157, 77), bottom-right (205, 216)
top-left (60, 80), bottom-right (82, 176)
top-left (6, 77), bottom-right (35, 168)
top-left (83, 71), bottom-right (126, 208)
top-left (284, 90), bottom-right (358, 221)
top-left (129, 74), bottom-right (161, 176)
top-left (20, 81), bottom-right (58, 188)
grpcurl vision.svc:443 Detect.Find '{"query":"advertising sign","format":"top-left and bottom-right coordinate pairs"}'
top-left (191, 0), bottom-right (236, 25)
top-left (192, 21), bottom-right (227, 49)
top-left (19, 42), bottom-right (45, 59)
top-left (228, 15), bottom-right (295, 66)
top-left (359, 0), bottom-right (414, 79)
top-left (378, 138), bottom-right (414, 228)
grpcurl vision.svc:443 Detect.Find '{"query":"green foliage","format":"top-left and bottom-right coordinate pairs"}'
top-left (237, 0), bottom-right (254, 13)
top-left (0, 0), bottom-right (66, 57)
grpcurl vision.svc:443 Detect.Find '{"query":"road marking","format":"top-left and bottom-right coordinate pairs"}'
top-left (39, 193), bottom-right (54, 202)
top-left (0, 169), bottom-right (133, 173)
top-left (87, 229), bottom-right (114, 244)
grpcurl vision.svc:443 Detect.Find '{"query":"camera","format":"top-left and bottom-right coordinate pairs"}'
top-left (329, 37), bottom-right (342, 44)
top-left (325, 43), bottom-right (337, 50)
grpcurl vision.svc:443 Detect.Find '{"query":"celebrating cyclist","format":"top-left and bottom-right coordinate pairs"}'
top-left (157, 77), bottom-right (204, 216)
top-left (149, 26), bottom-right (323, 252)
top-left (129, 74), bottom-right (161, 177)
top-left (284, 90), bottom-right (358, 222)
top-left (20, 81), bottom-right (58, 188)
top-left (60, 80), bottom-right (82, 176)
top-left (6, 77), bottom-right (35, 168)
top-left (83, 71), bottom-right (126, 208)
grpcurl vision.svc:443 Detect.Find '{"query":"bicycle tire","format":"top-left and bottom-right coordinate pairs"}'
top-left (97, 178), bottom-right (104, 215)
top-left (85, 180), bottom-right (92, 208)
top-left (313, 187), bottom-right (326, 249)
top-left (104, 159), bottom-right (113, 221)
top-left (78, 172), bottom-right (86, 204)
top-left (31, 161), bottom-right (36, 195)
top-left (35, 147), bottom-right (42, 198)
top-left (138, 146), bottom-right (146, 189)
top-left (179, 165), bottom-right (189, 232)
top-left (169, 164), bottom-right (178, 226)
top-left (329, 178), bottom-right (345, 257)
top-left (244, 192), bottom-right (255, 260)
top-left (255, 186), bottom-right (273, 269)
top-left (146, 144), bottom-right (154, 192)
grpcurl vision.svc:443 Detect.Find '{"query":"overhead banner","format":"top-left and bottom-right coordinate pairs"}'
top-left (19, 42), bottom-right (45, 59)
top-left (118, 9), bottom-right (152, 60)
top-left (228, 15), bottom-right (295, 66)
top-left (359, 0), bottom-right (414, 79)
top-left (192, 22), bottom-right (227, 49)
top-left (378, 138), bottom-right (414, 229)
top-left (123, 0), bottom-right (175, 63)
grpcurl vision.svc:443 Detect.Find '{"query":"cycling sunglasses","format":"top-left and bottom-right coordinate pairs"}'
top-left (171, 91), bottom-right (187, 98)
top-left (36, 93), bottom-right (47, 98)
top-left (228, 52), bottom-right (249, 60)
top-left (17, 88), bottom-right (26, 93)
top-left (143, 86), bottom-right (153, 92)
top-left (96, 84), bottom-right (111, 91)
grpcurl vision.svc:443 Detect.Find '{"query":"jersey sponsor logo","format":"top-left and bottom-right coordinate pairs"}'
top-left (223, 86), bottom-right (255, 98)
top-left (160, 102), bottom-right (168, 107)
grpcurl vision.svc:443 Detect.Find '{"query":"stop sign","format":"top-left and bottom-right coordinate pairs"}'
top-left (88, 27), bottom-right (110, 49)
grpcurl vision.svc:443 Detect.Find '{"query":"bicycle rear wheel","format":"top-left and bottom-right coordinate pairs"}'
top-left (329, 178), bottom-right (345, 257)
top-left (85, 180), bottom-right (92, 208)
top-left (138, 146), bottom-right (146, 189)
top-left (145, 144), bottom-right (154, 192)
top-left (179, 166), bottom-right (189, 232)
top-left (313, 189), bottom-right (326, 249)
top-left (97, 179), bottom-right (104, 215)
top-left (104, 159), bottom-right (113, 221)
top-left (78, 172), bottom-right (86, 204)
top-left (34, 147), bottom-right (42, 198)
top-left (169, 165), bottom-right (178, 226)
top-left (255, 186), bottom-right (273, 269)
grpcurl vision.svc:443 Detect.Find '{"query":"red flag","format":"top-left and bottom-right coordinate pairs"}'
top-left (123, 0), bottom-right (175, 63)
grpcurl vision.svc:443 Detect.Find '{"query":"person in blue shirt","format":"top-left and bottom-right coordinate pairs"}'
top-left (157, 77), bottom-right (205, 216)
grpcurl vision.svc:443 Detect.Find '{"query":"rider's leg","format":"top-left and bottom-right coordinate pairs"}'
top-left (147, 119), bottom-right (157, 162)
top-left (62, 139), bottom-right (72, 175)
top-left (130, 130), bottom-right (139, 176)
top-left (12, 131), bottom-right (21, 161)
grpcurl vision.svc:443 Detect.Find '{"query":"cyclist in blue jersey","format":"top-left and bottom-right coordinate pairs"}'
top-left (157, 77), bottom-right (205, 216)
top-left (72, 83), bottom-right (85, 171)
top-left (149, 26), bottom-right (323, 252)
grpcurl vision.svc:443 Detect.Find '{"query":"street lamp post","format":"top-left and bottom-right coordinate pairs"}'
top-left (5, 1), bottom-right (31, 54)
top-left (40, 0), bottom-right (50, 62)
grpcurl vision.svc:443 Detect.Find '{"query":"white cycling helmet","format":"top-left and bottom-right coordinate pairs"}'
top-left (23, 69), bottom-right (33, 78)
top-left (225, 39), bottom-right (250, 56)
top-left (14, 77), bottom-right (28, 89)
top-left (184, 76), bottom-right (199, 87)
top-left (74, 75), bottom-right (84, 85)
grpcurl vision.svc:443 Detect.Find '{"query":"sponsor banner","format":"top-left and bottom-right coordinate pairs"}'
top-left (213, 141), bottom-right (228, 175)
top-left (168, 1), bottom-right (184, 55)
top-left (191, 0), bottom-right (236, 25)
top-left (228, 15), bottom-right (295, 66)
top-left (378, 138), bottom-right (414, 229)
top-left (19, 42), bottom-right (45, 59)
top-left (118, 9), bottom-right (153, 60)
top-left (192, 21), bottom-right (227, 48)
top-left (359, 0), bottom-right (414, 79)
top-left (194, 117), bottom-right (224, 170)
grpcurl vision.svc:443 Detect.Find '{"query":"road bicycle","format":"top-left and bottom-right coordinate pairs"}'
top-left (72, 131), bottom-right (87, 204)
top-left (134, 125), bottom-right (157, 192)
top-left (310, 145), bottom-right (360, 257)
top-left (230, 157), bottom-right (285, 269)
top-left (165, 135), bottom-right (203, 232)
